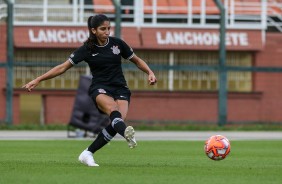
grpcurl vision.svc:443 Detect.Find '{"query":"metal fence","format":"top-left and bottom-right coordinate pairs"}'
top-left (11, 0), bottom-right (268, 29)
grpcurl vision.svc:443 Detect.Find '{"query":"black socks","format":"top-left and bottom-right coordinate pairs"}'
top-left (87, 111), bottom-right (126, 154)
top-left (87, 124), bottom-right (117, 153)
top-left (109, 111), bottom-right (126, 137)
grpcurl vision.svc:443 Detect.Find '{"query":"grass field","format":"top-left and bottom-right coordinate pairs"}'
top-left (0, 140), bottom-right (281, 184)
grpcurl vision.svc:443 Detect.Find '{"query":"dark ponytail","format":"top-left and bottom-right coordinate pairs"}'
top-left (85, 14), bottom-right (110, 50)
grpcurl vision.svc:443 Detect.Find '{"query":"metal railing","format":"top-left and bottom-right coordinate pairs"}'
top-left (0, 0), bottom-right (7, 20)
top-left (11, 0), bottom-right (269, 30)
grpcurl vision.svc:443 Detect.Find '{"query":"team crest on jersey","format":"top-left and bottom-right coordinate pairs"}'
top-left (98, 88), bottom-right (106, 94)
top-left (111, 45), bottom-right (120, 55)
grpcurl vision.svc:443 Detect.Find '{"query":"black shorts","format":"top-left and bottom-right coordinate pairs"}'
top-left (89, 85), bottom-right (131, 114)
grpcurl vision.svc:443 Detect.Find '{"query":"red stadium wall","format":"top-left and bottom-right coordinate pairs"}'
top-left (13, 90), bottom-right (263, 124)
top-left (13, 90), bottom-right (76, 125)
top-left (43, 93), bottom-right (75, 124)
top-left (128, 92), bottom-right (263, 123)
top-left (255, 33), bottom-right (282, 122)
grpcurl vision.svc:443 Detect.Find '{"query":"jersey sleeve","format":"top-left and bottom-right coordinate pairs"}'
top-left (68, 45), bottom-right (87, 65)
top-left (119, 39), bottom-right (134, 60)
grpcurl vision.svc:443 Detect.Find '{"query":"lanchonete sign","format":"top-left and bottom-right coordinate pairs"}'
top-left (141, 28), bottom-right (263, 51)
top-left (28, 29), bottom-right (89, 43)
top-left (14, 26), bottom-right (263, 50)
top-left (14, 26), bottom-right (140, 48)
top-left (156, 31), bottom-right (248, 46)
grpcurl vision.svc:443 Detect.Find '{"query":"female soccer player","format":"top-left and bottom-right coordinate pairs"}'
top-left (22, 14), bottom-right (157, 167)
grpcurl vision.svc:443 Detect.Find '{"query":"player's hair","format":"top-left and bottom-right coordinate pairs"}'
top-left (85, 14), bottom-right (110, 50)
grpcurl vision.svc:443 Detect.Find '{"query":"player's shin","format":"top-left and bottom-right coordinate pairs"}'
top-left (110, 110), bottom-right (126, 137)
top-left (87, 125), bottom-right (117, 153)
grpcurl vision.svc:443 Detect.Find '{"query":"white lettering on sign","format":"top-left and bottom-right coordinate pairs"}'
top-left (28, 29), bottom-right (89, 43)
top-left (156, 31), bottom-right (249, 46)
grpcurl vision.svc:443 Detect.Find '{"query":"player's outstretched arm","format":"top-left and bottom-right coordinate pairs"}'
top-left (130, 55), bottom-right (157, 85)
top-left (22, 60), bottom-right (73, 92)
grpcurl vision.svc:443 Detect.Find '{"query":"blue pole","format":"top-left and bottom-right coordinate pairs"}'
top-left (4, 0), bottom-right (14, 124)
top-left (214, 0), bottom-right (227, 126)
top-left (112, 0), bottom-right (121, 38)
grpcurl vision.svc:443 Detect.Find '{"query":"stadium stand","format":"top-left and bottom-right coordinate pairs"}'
top-left (93, 0), bottom-right (114, 13)
top-left (88, 0), bottom-right (282, 16)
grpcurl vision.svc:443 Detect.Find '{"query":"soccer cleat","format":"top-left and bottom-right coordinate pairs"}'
top-left (78, 149), bottom-right (99, 167)
top-left (124, 126), bottom-right (137, 148)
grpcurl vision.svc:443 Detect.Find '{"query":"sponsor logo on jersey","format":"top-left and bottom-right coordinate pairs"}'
top-left (70, 53), bottom-right (74, 58)
top-left (92, 53), bottom-right (99, 56)
top-left (111, 45), bottom-right (120, 55)
top-left (98, 88), bottom-right (106, 93)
